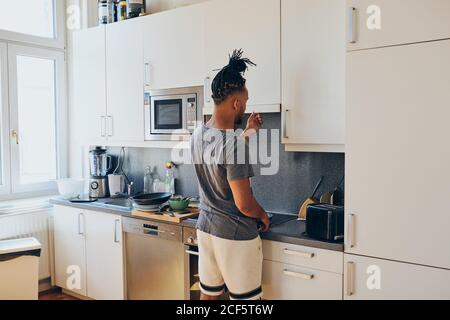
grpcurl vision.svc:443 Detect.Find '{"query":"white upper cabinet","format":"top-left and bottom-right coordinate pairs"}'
top-left (143, 4), bottom-right (205, 90)
top-left (346, 39), bottom-right (450, 270)
top-left (203, 0), bottom-right (281, 114)
top-left (105, 19), bottom-right (144, 143)
top-left (347, 0), bottom-right (450, 51)
top-left (344, 255), bottom-right (450, 300)
top-left (72, 26), bottom-right (107, 145)
top-left (281, 0), bottom-right (346, 153)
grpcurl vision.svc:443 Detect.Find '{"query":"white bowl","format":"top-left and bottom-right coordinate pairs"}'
top-left (57, 179), bottom-right (86, 199)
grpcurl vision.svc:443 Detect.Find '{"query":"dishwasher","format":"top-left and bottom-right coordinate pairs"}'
top-left (122, 217), bottom-right (187, 300)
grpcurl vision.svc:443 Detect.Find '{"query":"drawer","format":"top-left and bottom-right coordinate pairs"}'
top-left (262, 240), bottom-right (343, 274)
top-left (262, 260), bottom-right (343, 300)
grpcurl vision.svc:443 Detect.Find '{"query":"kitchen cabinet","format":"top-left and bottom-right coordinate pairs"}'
top-left (344, 255), bottom-right (450, 300)
top-left (53, 205), bottom-right (125, 300)
top-left (263, 260), bottom-right (343, 300)
top-left (143, 3), bottom-right (205, 90)
top-left (203, 0), bottom-right (281, 114)
top-left (345, 39), bottom-right (450, 270)
top-left (347, 0), bottom-right (450, 51)
top-left (281, 0), bottom-right (346, 153)
top-left (85, 211), bottom-right (124, 300)
top-left (53, 205), bottom-right (87, 297)
top-left (72, 26), bottom-right (107, 145)
top-left (262, 240), bottom-right (343, 300)
top-left (105, 19), bottom-right (145, 143)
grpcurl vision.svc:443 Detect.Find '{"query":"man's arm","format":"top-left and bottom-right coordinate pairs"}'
top-left (229, 178), bottom-right (270, 232)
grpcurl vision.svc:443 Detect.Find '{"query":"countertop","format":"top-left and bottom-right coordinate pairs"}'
top-left (50, 198), bottom-right (344, 252)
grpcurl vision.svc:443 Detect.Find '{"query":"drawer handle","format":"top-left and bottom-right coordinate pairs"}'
top-left (185, 250), bottom-right (199, 256)
top-left (283, 270), bottom-right (314, 280)
top-left (283, 249), bottom-right (315, 259)
top-left (346, 262), bottom-right (355, 296)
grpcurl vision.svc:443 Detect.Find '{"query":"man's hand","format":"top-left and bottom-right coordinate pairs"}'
top-left (242, 113), bottom-right (263, 139)
top-left (259, 213), bottom-right (271, 232)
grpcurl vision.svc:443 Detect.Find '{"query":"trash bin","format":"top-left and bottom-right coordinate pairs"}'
top-left (0, 238), bottom-right (41, 300)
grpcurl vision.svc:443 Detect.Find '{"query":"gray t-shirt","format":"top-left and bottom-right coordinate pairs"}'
top-left (191, 124), bottom-right (259, 241)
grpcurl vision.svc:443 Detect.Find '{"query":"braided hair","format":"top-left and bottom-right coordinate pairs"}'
top-left (211, 49), bottom-right (256, 105)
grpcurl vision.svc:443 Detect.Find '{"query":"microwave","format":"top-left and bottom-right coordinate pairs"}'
top-left (144, 86), bottom-right (203, 141)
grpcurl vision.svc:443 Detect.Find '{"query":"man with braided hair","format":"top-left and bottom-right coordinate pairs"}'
top-left (191, 49), bottom-right (270, 301)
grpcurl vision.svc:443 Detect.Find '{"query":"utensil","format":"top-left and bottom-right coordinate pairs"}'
top-left (331, 176), bottom-right (345, 206)
top-left (298, 176), bottom-right (324, 220)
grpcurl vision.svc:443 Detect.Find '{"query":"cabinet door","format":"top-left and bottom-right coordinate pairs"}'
top-left (347, 0), bottom-right (450, 51)
top-left (72, 26), bottom-right (107, 145)
top-left (203, 0), bottom-right (281, 113)
top-left (344, 255), bottom-right (450, 300)
top-left (53, 205), bottom-right (87, 296)
top-left (143, 4), bottom-right (205, 90)
top-left (282, 0), bottom-right (345, 152)
top-left (346, 40), bottom-right (450, 269)
top-left (85, 211), bottom-right (124, 300)
top-left (105, 19), bottom-right (144, 143)
top-left (262, 260), bottom-right (342, 300)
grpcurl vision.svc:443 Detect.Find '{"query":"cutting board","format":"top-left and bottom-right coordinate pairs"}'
top-left (132, 208), bottom-right (200, 224)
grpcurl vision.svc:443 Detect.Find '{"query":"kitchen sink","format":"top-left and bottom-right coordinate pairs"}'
top-left (93, 198), bottom-right (133, 211)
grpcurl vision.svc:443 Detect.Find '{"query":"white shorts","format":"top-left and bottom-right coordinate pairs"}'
top-left (197, 230), bottom-right (263, 300)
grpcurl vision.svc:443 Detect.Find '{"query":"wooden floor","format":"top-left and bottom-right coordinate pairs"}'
top-left (39, 288), bottom-right (78, 301)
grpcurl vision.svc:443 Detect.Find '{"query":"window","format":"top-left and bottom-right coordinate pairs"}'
top-left (0, 0), bottom-right (55, 38)
top-left (0, 3), bottom-right (67, 198)
top-left (0, 0), bottom-right (65, 49)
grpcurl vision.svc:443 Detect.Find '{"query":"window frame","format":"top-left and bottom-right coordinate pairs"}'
top-left (0, 41), bottom-right (11, 195)
top-left (6, 43), bottom-right (68, 196)
top-left (0, 0), bottom-right (66, 50)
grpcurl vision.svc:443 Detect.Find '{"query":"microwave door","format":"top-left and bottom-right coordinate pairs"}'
top-left (151, 97), bottom-right (187, 135)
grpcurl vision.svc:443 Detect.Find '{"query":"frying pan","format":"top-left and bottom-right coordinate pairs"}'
top-left (131, 193), bottom-right (172, 206)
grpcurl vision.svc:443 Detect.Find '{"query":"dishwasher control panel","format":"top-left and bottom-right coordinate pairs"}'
top-left (123, 217), bottom-right (182, 242)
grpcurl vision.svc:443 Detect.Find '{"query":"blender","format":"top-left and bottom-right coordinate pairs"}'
top-left (89, 147), bottom-right (112, 198)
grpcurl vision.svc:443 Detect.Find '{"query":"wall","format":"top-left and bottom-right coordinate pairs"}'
top-left (108, 114), bottom-right (345, 214)
top-left (145, 0), bottom-right (208, 13)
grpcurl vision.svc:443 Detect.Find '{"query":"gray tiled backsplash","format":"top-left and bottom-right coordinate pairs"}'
top-left (108, 114), bottom-right (344, 214)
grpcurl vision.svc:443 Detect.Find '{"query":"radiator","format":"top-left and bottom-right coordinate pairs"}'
top-left (0, 207), bottom-right (52, 281)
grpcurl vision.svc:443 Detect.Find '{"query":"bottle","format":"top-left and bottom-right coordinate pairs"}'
top-left (126, 0), bottom-right (145, 19)
top-left (143, 166), bottom-right (153, 194)
top-left (164, 162), bottom-right (175, 195)
top-left (98, 0), bottom-right (114, 25)
top-left (117, 0), bottom-right (127, 21)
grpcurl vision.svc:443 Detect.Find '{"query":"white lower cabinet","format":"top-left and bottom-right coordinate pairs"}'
top-left (262, 260), bottom-right (343, 300)
top-left (53, 206), bottom-right (88, 297)
top-left (262, 240), bottom-right (343, 300)
top-left (85, 211), bottom-right (125, 300)
top-left (344, 255), bottom-right (450, 300)
top-left (53, 205), bottom-right (125, 300)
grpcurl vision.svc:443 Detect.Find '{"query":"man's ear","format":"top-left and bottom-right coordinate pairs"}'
top-left (232, 98), bottom-right (240, 111)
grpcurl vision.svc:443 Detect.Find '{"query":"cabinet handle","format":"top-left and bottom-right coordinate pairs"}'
top-left (11, 130), bottom-right (19, 145)
top-left (346, 262), bottom-right (355, 296)
top-left (114, 219), bottom-right (121, 243)
top-left (204, 77), bottom-right (211, 104)
top-left (144, 62), bottom-right (151, 86)
top-left (100, 116), bottom-right (106, 137)
top-left (283, 248), bottom-right (315, 259)
top-left (346, 214), bottom-right (356, 248)
top-left (185, 250), bottom-right (199, 256)
top-left (107, 116), bottom-right (113, 137)
top-left (78, 213), bottom-right (84, 235)
top-left (283, 109), bottom-right (289, 139)
top-left (348, 7), bottom-right (357, 44)
top-left (283, 269), bottom-right (314, 280)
